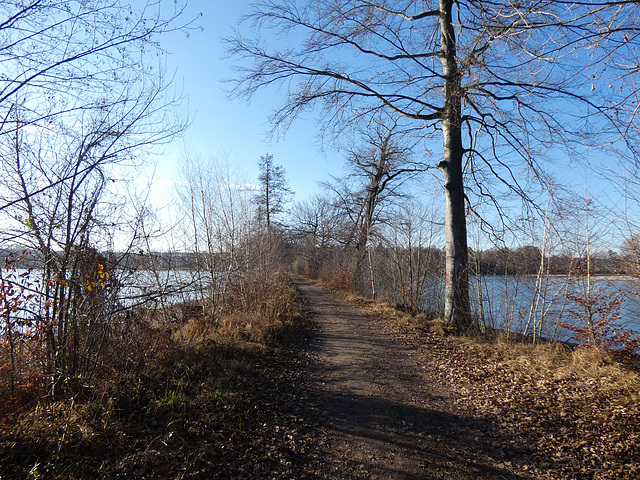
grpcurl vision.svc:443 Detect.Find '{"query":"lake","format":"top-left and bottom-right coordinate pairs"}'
top-left (471, 275), bottom-right (640, 345)
top-left (5, 268), bottom-right (640, 348)
top-left (2, 268), bottom-right (219, 318)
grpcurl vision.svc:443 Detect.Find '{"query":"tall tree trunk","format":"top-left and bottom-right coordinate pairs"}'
top-left (355, 171), bottom-right (382, 295)
top-left (439, 0), bottom-right (472, 330)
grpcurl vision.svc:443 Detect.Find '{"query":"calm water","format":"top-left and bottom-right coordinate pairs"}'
top-left (3, 268), bottom-right (217, 316)
top-left (471, 275), bottom-right (640, 342)
top-left (6, 269), bottom-right (640, 346)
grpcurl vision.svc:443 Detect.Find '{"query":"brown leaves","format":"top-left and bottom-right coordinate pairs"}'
top-left (402, 326), bottom-right (640, 479)
top-left (0, 277), bottom-right (324, 479)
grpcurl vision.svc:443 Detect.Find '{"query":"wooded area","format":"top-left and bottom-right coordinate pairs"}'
top-left (228, 0), bottom-right (640, 330)
top-left (1, 2), bottom-right (640, 477)
top-left (2, 0), bottom-right (640, 406)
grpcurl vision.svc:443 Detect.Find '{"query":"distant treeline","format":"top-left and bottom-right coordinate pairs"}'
top-left (0, 248), bottom-right (207, 272)
top-left (1, 245), bottom-right (628, 276)
top-left (471, 246), bottom-right (625, 276)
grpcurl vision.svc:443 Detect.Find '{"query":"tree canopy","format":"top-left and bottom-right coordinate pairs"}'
top-left (229, 0), bottom-right (640, 328)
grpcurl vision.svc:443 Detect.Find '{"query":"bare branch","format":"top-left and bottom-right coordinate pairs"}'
top-left (359, 1), bottom-right (440, 21)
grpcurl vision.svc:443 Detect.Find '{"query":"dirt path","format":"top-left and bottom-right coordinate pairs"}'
top-left (295, 278), bottom-right (534, 480)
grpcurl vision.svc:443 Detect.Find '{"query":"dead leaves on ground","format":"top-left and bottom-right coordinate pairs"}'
top-left (0, 339), bottom-right (327, 479)
top-left (388, 317), bottom-right (640, 480)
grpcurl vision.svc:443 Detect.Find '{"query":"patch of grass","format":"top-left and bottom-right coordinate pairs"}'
top-left (0, 275), bottom-right (317, 479)
top-left (151, 389), bottom-right (189, 413)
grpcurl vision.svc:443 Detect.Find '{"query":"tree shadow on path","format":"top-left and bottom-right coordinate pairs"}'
top-left (294, 278), bottom-right (549, 480)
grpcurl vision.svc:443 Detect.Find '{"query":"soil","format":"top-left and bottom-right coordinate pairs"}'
top-left (293, 278), bottom-right (536, 480)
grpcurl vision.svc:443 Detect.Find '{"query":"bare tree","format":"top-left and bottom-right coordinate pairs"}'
top-left (348, 120), bottom-right (427, 251)
top-left (175, 152), bottom-right (257, 323)
top-left (324, 118), bottom-right (427, 293)
top-left (379, 200), bottom-right (445, 313)
top-left (0, 0), bottom-right (192, 211)
top-left (229, 1), bottom-right (640, 329)
top-left (289, 193), bottom-right (344, 277)
top-left (0, 1), bottom-right (190, 396)
top-left (622, 235), bottom-right (640, 277)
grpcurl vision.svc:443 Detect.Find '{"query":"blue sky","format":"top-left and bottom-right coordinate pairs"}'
top-left (145, 0), bottom-right (633, 253)
top-left (150, 0), bottom-right (346, 206)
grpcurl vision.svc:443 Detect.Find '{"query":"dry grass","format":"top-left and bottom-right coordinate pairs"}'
top-left (0, 274), bottom-right (309, 479)
top-left (448, 337), bottom-right (640, 478)
top-left (318, 275), bottom-right (640, 400)
top-left (177, 273), bottom-right (303, 347)
top-left (455, 333), bottom-right (640, 402)
top-left (310, 274), bottom-right (640, 477)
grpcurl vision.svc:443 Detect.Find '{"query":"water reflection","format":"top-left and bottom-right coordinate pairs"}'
top-left (471, 275), bottom-right (640, 343)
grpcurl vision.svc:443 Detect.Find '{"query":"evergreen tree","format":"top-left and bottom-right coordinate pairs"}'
top-left (255, 154), bottom-right (291, 231)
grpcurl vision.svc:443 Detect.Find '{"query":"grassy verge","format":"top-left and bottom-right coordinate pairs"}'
top-left (0, 275), bottom-right (321, 479)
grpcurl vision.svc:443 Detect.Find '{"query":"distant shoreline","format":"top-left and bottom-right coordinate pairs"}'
top-left (478, 273), bottom-right (638, 283)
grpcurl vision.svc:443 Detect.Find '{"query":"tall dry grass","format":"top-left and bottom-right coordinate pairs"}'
top-left (174, 272), bottom-right (303, 346)
top-left (0, 271), bottom-right (305, 478)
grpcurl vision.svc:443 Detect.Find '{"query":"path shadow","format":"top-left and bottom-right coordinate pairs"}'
top-left (301, 369), bottom-right (541, 479)
top-left (292, 277), bottom-right (550, 479)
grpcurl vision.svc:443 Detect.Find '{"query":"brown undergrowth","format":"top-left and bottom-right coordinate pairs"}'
top-left (440, 337), bottom-right (640, 479)
top-left (0, 274), bottom-right (324, 479)
top-left (316, 278), bottom-right (640, 480)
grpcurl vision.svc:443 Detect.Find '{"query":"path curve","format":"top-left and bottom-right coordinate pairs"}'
top-left (295, 278), bottom-right (534, 480)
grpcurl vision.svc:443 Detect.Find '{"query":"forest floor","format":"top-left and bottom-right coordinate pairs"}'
top-left (1, 276), bottom-right (639, 478)
top-left (287, 277), bottom-right (640, 479)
